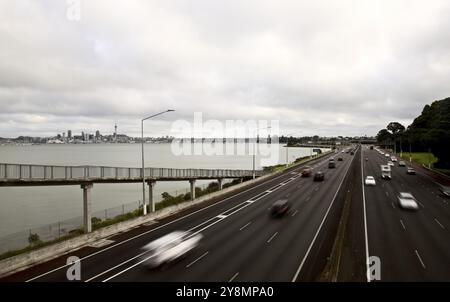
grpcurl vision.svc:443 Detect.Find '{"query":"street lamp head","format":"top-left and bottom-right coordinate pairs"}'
top-left (167, 109), bottom-right (175, 112)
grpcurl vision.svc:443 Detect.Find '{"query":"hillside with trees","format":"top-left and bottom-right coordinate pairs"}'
top-left (376, 97), bottom-right (450, 169)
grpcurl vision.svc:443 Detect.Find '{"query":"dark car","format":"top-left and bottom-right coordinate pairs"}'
top-left (338, 157), bottom-right (343, 161)
top-left (407, 167), bottom-right (416, 175)
top-left (328, 161), bottom-right (336, 168)
top-left (270, 199), bottom-right (291, 217)
top-left (314, 171), bottom-right (325, 181)
top-left (350, 151), bottom-right (355, 155)
top-left (301, 166), bottom-right (312, 177)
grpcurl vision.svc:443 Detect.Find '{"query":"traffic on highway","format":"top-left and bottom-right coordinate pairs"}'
top-left (363, 146), bottom-right (450, 281)
top-left (1, 144), bottom-right (449, 283)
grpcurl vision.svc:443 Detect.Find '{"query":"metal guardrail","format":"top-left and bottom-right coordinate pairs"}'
top-left (0, 163), bottom-right (262, 182)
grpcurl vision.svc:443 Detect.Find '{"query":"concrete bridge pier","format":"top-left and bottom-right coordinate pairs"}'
top-left (189, 179), bottom-right (196, 200)
top-left (147, 181), bottom-right (156, 212)
top-left (81, 183), bottom-right (93, 233)
top-left (218, 178), bottom-right (223, 190)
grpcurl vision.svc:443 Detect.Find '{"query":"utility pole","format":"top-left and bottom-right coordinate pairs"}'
top-left (409, 141), bottom-right (412, 163)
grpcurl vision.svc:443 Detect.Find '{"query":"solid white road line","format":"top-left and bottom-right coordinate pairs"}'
top-left (239, 221), bottom-right (252, 231)
top-left (186, 252), bottom-right (209, 268)
top-left (85, 250), bottom-right (149, 282)
top-left (414, 250), bottom-right (426, 269)
top-left (361, 148), bottom-right (370, 282)
top-left (228, 272), bottom-right (239, 282)
top-left (434, 218), bottom-right (445, 230)
top-left (291, 147), bottom-right (356, 282)
top-left (267, 232), bottom-right (278, 243)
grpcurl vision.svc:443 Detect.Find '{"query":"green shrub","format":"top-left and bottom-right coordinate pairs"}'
top-left (28, 233), bottom-right (41, 245)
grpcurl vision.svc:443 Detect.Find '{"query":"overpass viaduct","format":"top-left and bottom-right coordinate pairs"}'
top-left (0, 163), bottom-right (262, 233)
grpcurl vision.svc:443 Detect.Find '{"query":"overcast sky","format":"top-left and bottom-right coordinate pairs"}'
top-left (1, 0), bottom-right (450, 138)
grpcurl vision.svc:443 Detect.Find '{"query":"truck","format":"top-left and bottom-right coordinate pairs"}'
top-left (381, 165), bottom-right (391, 179)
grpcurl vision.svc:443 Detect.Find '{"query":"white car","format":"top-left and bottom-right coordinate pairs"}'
top-left (143, 231), bottom-right (203, 268)
top-left (365, 176), bottom-right (376, 186)
top-left (397, 192), bottom-right (419, 210)
top-left (385, 153), bottom-right (390, 157)
top-left (391, 156), bottom-right (397, 162)
top-left (387, 161), bottom-right (394, 166)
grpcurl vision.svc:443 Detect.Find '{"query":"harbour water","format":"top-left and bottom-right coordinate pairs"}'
top-left (0, 143), bottom-right (328, 236)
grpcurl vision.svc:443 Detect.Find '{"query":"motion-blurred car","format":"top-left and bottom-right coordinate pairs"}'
top-left (270, 199), bottom-right (291, 217)
top-left (313, 171), bottom-right (325, 181)
top-left (328, 160), bottom-right (336, 168)
top-left (143, 231), bottom-right (203, 269)
top-left (365, 176), bottom-right (376, 186)
top-left (301, 166), bottom-right (312, 177)
top-left (387, 161), bottom-right (394, 166)
top-left (385, 153), bottom-right (390, 157)
top-left (398, 161), bottom-right (406, 167)
top-left (407, 167), bottom-right (416, 175)
top-left (391, 156), bottom-right (397, 162)
top-left (397, 192), bottom-right (419, 210)
top-left (338, 157), bottom-right (343, 161)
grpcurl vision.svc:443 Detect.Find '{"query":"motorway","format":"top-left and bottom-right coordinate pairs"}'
top-left (3, 144), bottom-right (450, 282)
top-left (1, 149), bottom-right (356, 282)
top-left (363, 146), bottom-right (450, 281)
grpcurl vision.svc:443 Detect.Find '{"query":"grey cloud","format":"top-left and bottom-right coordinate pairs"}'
top-left (1, 0), bottom-right (450, 137)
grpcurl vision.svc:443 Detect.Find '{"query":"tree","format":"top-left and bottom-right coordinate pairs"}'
top-left (406, 97), bottom-right (450, 168)
top-left (387, 122), bottom-right (405, 134)
top-left (28, 233), bottom-right (41, 245)
top-left (161, 192), bottom-right (173, 200)
top-left (376, 129), bottom-right (391, 143)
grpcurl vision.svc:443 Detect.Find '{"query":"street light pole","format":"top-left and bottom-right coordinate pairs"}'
top-left (252, 126), bottom-right (271, 179)
top-left (409, 141), bottom-right (412, 163)
top-left (141, 109), bottom-right (175, 215)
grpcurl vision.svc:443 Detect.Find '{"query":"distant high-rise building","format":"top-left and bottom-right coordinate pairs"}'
top-left (68, 130), bottom-right (72, 139)
top-left (81, 131), bottom-right (85, 141)
top-left (95, 130), bottom-right (100, 139)
top-left (114, 123), bottom-right (117, 142)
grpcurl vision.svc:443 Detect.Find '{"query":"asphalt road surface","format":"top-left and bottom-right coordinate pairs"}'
top-left (363, 146), bottom-right (450, 281)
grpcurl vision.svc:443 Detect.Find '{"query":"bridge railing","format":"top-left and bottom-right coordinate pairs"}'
top-left (0, 163), bottom-right (261, 181)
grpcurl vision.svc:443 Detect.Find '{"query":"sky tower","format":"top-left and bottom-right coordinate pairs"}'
top-left (114, 123), bottom-right (117, 142)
